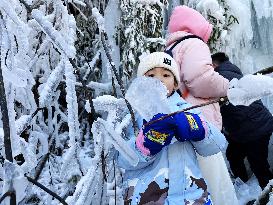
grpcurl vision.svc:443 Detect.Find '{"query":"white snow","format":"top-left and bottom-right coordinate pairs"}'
top-left (85, 100), bottom-right (91, 113)
top-left (64, 59), bottom-right (80, 145)
top-left (93, 118), bottom-right (139, 167)
top-left (31, 9), bottom-right (76, 58)
top-left (0, 0), bottom-right (272, 204)
top-left (233, 176), bottom-right (262, 205)
top-left (15, 115), bottom-right (32, 135)
top-left (227, 74), bottom-right (273, 106)
top-left (197, 0), bottom-right (225, 22)
top-left (92, 8), bottom-right (105, 31)
top-left (39, 59), bottom-right (65, 107)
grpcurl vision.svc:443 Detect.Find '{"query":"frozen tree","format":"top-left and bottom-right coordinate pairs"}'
top-left (0, 0), bottom-right (89, 204)
top-left (118, 0), bottom-right (167, 81)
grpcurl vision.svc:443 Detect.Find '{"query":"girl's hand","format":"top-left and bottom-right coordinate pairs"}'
top-left (173, 112), bottom-right (205, 142)
top-left (140, 113), bottom-right (176, 155)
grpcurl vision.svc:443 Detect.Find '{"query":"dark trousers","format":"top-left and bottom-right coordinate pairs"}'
top-left (226, 135), bottom-right (273, 189)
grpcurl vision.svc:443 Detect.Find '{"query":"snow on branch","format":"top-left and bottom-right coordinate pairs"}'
top-left (66, 162), bottom-right (99, 205)
top-left (87, 81), bottom-right (112, 94)
top-left (91, 8), bottom-right (105, 31)
top-left (31, 9), bottom-right (76, 58)
top-left (72, 0), bottom-right (86, 7)
top-left (39, 59), bottom-right (65, 107)
top-left (64, 58), bottom-right (80, 145)
top-left (0, 0), bottom-right (26, 26)
top-left (197, 0), bottom-right (225, 22)
top-left (227, 74), bottom-right (273, 106)
top-left (83, 50), bottom-right (101, 81)
top-left (92, 95), bottom-right (127, 123)
top-left (131, 0), bottom-right (164, 7)
top-left (94, 118), bottom-right (139, 167)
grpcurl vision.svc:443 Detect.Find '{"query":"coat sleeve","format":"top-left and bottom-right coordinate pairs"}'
top-left (116, 125), bottom-right (157, 171)
top-left (217, 69), bottom-right (242, 81)
top-left (178, 40), bottom-right (229, 98)
top-left (191, 121), bottom-right (227, 157)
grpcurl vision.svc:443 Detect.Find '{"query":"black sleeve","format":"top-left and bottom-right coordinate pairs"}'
top-left (217, 70), bottom-right (242, 81)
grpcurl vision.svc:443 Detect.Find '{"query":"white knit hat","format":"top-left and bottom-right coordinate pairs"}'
top-left (137, 52), bottom-right (180, 83)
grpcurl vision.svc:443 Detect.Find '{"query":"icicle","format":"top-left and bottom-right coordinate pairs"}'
top-left (0, 0), bottom-right (26, 25)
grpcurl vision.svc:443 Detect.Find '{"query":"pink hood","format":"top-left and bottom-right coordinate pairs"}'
top-left (168, 6), bottom-right (213, 43)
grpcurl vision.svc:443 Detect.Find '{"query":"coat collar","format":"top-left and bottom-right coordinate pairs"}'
top-left (167, 91), bottom-right (187, 110)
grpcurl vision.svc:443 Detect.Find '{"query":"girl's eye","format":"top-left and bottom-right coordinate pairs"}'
top-left (163, 74), bottom-right (170, 77)
top-left (148, 74), bottom-right (154, 77)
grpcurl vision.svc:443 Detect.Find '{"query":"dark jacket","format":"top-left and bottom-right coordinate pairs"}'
top-left (216, 61), bottom-right (273, 142)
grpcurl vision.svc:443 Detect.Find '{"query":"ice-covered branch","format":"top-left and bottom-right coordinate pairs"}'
top-left (15, 108), bottom-right (44, 136)
top-left (91, 8), bottom-right (105, 31)
top-left (39, 60), bottom-right (65, 107)
top-left (66, 162), bottom-right (99, 205)
top-left (93, 119), bottom-right (139, 167)
top-left (31, 9), bottom-right (76, 58)
top-left (64, 59), bottom-right (80, 145)
top-left (92, 7), bottom-right (138, 134)
top-left (115, 113), bottom-right (132, 135)
top-left (0, 58), bottom-right (13, 162)
top-left (101, 33), bottom-right (138, 134)
top-left (0, 0), bottom-right (27, 26)
top-left (25, 174), bottom-right (68, 205)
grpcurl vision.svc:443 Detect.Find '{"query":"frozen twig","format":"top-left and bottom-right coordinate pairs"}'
top-left (144, 97), bottom-right (228, 126)
top-left (101, 33), bottom-right (138, 135)
top-left (25, 174), bottom-right (68, 205)
top-left (0, 191), bottom-right (16, 204)
top-left (18, 0), bottom-right (32, 13)
top-left (0, 47), bottom-right (13, 163)
top-left (253, 65), bottom-right (273, 75)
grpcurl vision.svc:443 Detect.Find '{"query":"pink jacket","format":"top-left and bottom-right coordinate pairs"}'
top-left (166, 6), bottom-right (229, 129)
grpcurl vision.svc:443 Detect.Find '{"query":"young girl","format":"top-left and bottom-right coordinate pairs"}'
top-left (118, 52), bottom-right (226, 205)
top-left (166, 6), bottom-right (238, 205)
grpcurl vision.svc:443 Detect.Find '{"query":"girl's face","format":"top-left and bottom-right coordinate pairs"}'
top-left (145, 67), bottom-right (178, 96)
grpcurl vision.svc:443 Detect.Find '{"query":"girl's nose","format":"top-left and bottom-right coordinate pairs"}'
top-left (155, 75), bottom-right (164, 82)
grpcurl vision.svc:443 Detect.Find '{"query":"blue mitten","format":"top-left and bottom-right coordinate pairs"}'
top-left (173, 112), bottom-right (205, 141)
top-left (142, 113), bottom-right (176, 155)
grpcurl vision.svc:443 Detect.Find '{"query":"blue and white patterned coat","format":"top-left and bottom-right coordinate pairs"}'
top-left (118, 92), bottom-right (226, 205)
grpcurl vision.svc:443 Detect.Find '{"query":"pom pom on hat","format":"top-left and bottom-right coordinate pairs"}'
top-left (137, 52), bottom-right (180, 83)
